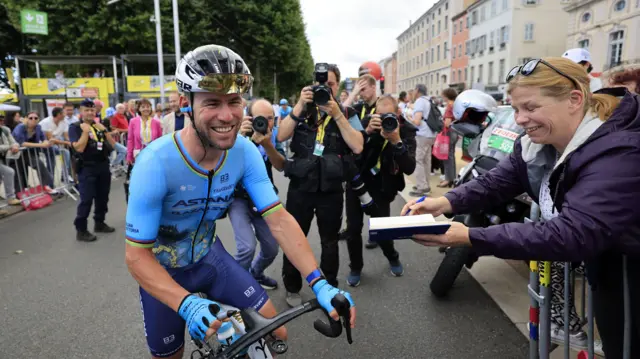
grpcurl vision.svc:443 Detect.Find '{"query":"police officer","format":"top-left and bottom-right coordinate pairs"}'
top-left (69, 99), bottom-right (116, 242)
top-left (345, 95), bottom-right (417, 286)
top-left (277, 64), bottom-right (364, 307)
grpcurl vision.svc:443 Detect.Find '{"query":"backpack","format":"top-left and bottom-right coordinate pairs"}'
top-left (422, 97), bottom-right (444, 132)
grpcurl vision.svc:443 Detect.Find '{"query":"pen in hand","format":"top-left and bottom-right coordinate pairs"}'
top-left (404, 196), bottom-right (426, 216)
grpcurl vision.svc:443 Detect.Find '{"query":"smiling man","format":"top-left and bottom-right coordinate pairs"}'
top-left (124, 45), bottom-right (355, 359)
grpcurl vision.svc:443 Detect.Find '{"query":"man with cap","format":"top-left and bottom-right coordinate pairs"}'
top-left (562, 48), bottom-right (603, 92)
top-left (69, 99), bottom-right (117, 242)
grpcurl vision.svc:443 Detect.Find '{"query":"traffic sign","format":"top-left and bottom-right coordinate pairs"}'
top-left (20, 9), bottom-right (48, 35)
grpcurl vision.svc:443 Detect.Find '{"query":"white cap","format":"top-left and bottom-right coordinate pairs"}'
top-left (562, 48), bottom-right (592, 64)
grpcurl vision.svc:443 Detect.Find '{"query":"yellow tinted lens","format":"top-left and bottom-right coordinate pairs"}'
top-left (198, 74), bottom-right (253, 94)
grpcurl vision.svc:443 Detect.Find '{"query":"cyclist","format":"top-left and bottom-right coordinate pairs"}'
top-left (125, 44), bottom-right (356, 359)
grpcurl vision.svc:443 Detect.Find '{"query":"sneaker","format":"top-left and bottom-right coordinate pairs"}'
top-left (409, 189), bottom-right (430, 197)
top-left (254, 274), bottom-right (278, 290)
top-left (285, 292), bottom-right (302, 307)
top-left (76, 231), bottom-right (97, 242)
top-left (94, 222), bottom-right (115, 233)
top-left (390, 259), bottom-right (404, 277)
top-left (347, 271), bottom-right (361, 287)
top-left (364, 240), bottom-right (378, 249)
top-left (7, 198), bottom-right (21, 206)
top-left (550, 323), bottom-right (604, 356)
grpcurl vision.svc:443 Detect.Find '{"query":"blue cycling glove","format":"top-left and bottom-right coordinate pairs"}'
top-left (178, 294), bottom-right (222, 341)
top-left (312, 279), bottom-right (355, 315)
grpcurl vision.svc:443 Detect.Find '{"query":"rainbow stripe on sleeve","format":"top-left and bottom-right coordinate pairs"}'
top-left (125, 236), bottom-right (156, 248)
top-left (260, 201), bottom-right (283, 217)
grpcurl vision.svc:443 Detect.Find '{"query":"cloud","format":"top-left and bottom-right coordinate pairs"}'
top-left (300, 0), bottom-right (438, 79)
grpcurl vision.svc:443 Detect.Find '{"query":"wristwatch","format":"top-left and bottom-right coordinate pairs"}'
top-left (392, 141), bottom-right (406, 152)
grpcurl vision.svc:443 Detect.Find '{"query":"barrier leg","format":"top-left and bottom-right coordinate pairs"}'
top-left (539, 261), bottom-right (553, 359)
top-left (529, 260), bottom-right (540, 359)
top-left (622, 255), bottom-right (631, 359)
top-left (564, 262), bottom-right (571, 359)
top-left (587, 282), bottom-right (594, 359)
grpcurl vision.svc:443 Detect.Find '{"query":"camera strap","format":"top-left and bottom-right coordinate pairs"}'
top-left (313, 115), bottom-right (332, 156)
top-left (361, 105), bottom-right (376, 120)
top-left (370, 140), bottom-right (388, 176)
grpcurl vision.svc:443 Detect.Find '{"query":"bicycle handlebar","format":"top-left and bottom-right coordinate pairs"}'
top-left (212, 294), bottom-right (352, 359)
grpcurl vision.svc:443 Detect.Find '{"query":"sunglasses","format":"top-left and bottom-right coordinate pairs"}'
top-left (506, 59), bottom-right (579, 89)
top-left (28, 116), bottom-right (39, 120)
top-left (198, 73), bottom-right (253, 94)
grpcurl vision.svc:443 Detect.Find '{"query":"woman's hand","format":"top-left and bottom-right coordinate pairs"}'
top-left (400, 196), bottom-right (452, 217)
top-left (239, 116), bottom-right (253, 137)
top-left (412, 221), bottom-right (471, 247)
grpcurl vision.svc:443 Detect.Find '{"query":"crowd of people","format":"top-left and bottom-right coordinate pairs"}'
top-left (2, 43), bottom-right (639, 358)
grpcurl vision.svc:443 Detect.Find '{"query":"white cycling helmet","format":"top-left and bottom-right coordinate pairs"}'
top-left (452, 89), bottom-right (498, 121)
top-left (562, 48), bottom-right (592, 64)
top-left (175, 44), bottom-right (253, 94)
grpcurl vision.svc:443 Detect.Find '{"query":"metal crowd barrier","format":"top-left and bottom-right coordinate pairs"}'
top-left (527, 203), bottom-right (632, 359)
top-left (0, 146), bottom-right (79, 209)
top-left (109, 132), bottom-right (128, 176)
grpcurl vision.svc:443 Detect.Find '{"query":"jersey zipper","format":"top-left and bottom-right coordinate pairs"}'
top-left (191, 170), bottom-right (215, 264)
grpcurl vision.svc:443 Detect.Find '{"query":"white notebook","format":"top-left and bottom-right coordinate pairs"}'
top-left (369, 214), bottom-right (450, 241)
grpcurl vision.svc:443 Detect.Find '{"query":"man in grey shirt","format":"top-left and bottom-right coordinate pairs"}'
top-left (408, 84), bottom-right (435, 196)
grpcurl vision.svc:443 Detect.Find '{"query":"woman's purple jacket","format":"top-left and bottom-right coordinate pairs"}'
top-left (444, 90), bottom-right (640, 262)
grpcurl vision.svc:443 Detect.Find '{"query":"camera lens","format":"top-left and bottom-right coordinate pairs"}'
top-left (252, 116), bottom-right (269, 135)
top-left (313, 85), bottom-right (331, 106)
top-left (381, 113), bottom-right (398, 133)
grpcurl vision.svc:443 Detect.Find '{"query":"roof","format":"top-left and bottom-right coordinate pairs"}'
top-left (396, 0), bottom-right (448, 40)
top-left (14, 55), bottom-right (117, 65)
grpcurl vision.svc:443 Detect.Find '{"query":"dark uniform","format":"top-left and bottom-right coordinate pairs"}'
top-left (345, 114), bottom-right (417, 277)
top-left (68, 99), bottom-right (115, 242)
top-left (282, 108), bottom-right (363, 294)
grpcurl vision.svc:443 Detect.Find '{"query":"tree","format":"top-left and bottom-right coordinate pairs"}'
top-left (0, 0), bottom-right (313, 100)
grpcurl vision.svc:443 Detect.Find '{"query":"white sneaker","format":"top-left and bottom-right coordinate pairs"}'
top-left (550, 323), bottom-right (604, 356)
top-left (440, 175), bottom-right (446, 180)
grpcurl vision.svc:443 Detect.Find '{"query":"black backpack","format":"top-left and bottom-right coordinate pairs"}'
top-left (422, 97), bottom-right (444, 132)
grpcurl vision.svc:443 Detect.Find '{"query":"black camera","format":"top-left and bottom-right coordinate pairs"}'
top-left (312, 63), bottom-right (332, 106)
top-left (380, 113), bottom-right (398, 133)
top-left (246, 115), bottom-right (269, 138)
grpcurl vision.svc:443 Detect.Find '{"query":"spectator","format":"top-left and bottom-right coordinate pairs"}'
top-left (153, 103), bottom-right (163, 121)
top-left (398, 91), bottom-right (408, 111)
top-left (11, 111), bottom-right (55, 192)
top-left (110, 104), bottom-right (129, 134)
top-left (40, 107), bottom-right (73, 183)
top-left (125, 99), bottom-right (137, 120)
top-left (103, 107), bottom-right (127, 173)
top-left (438, 88), bottom-right (459, 188)
top-left (609, 67), bottom-right (640, 94)
top-left (0, 122), bottom-right (21, 207)
top-left (408, 84), bottom-right (436, 197)
top-left (93, 99), bottom-right (104, 120)
top-left (161, 92), bottom-right (188, 135)
top-left (63, 102), bottom-right (79, 125)
top-left (4, 112), bottom-right (22, 130)
top-left (339, 90), bottom-right (349, 105)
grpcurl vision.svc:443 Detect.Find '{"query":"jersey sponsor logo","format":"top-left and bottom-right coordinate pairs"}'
top-left (244, 286), bottom-right (256, 298)
top-left (163, 335), bottom-right (175, 345)
top-left (172, 194), bottom-right (234, 208)
top-left (126, 222), bottom-right (139, 233)
top-left (220, 173), bottom-right (229, 183)
top-left (213, 184), bottom-right (233, 193)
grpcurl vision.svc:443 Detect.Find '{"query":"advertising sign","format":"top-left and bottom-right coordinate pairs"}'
top-left (126, 76), bottom-right (177, 93)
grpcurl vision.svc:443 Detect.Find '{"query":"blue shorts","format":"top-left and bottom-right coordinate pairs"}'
top-left (139, 239), bottom-right (269, 357)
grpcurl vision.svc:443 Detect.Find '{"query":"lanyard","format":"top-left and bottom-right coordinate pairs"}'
top-left (315, 115), bottom-right (332, 143)
top-left (89, 125), bottom-right (103, 143)
top-left (361, 105), bottom-right (376, 119)
top-left (372, 140), bottom-right (388, 173)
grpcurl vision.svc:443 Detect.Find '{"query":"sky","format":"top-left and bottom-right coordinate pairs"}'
top-left (299, 0), bottom-right (438, 79)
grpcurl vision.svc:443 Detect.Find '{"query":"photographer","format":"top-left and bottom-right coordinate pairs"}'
top-left (345, 95), bottom-right (416, 286)
top-left (277, 63), bottom-right (364, 307)
top-left (230, 99), bottom-right (285, 290)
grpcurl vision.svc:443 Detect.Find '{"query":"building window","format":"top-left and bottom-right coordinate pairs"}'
top-left (445, 16), bottom-right (448, 30)
top-left (432, 24), bottom-right (435, 36)
top-left (499, 59), bottom-right (505, 83)
top-left (454, 23), bottom-right (457, 34)
top-left (444, 42), bottom-right (448, 59)
top-left (426, 50), bottom-right (430, 64)
top-left (614, 0), bottom-right (626, 11)
top-left (438, 21), bottom-right (441, 34)
top-left (438, 7), bottom-right (441, 15)
top-left (525, 0), bottom-right (538, 4)
top-left (490, 30), bottom-right (495, 47)
top-left (524, 23), bottom-right (534, 41)
top-left (458, 69), bottom-right (462, 83)
top-left (459, 44), bottom-right (462, 56)
top-left (445, 2), bottom-right (448, 10)
top-left (453, 46), bottom-right (456, 58)
top-left (609, 30), bottom-right (624, 67)
top-left (437, 45), bottom-right (441, 61)
top-left (481, 6), bottom-right (486, 22)
top-left (470, 66), bottom-right (475, 84)
top-left (502, 0), bottom-right (508, 10)
top-left (431, 48), bottom-right (435, 63)
top-left (488, 61), bottom-right (494, 84)
top-left (421, 53), bottom-right (424, 65)
top-left (500, 26), bottom-right (510, 43)
top-left (453, 71), bottom-right (456, 83)
top-left (491, 0), bottom-right (497, 15)
top-left (582, 12), bottom-right (591, 22)
top-left (578, 39), bottom-right (590, 48)
top-left (478, 64), bottom-right (483, 83)
top-left (465, 68), bottom-right (468, 81)
top-left (471, 11), bottom-right (478, 25)
top-left (430, 74), bottom-right (434, 85)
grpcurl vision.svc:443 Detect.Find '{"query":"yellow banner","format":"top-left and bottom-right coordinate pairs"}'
top-left (21, 78), bottom-right (115, 96)
top-left (0, 92), bottom-right (18, 103)
top-left (127, 75), bottom-right (177, 93)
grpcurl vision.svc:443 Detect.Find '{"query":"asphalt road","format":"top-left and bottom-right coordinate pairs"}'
top-left (0, 173), bottom-right (528, 359)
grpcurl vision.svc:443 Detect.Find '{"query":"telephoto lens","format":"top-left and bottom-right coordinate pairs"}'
top-left (380, 113), bottom-right (398, 133)
top-left (252, 115), bottom-right (269, 135)
top-left (312, 85), bottom-right (331, 105)
top-left (351, 174), bottom-right (376, 216)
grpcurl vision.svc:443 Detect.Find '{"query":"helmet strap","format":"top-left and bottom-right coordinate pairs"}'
top-left (187, 93), bottom-right (214, 162)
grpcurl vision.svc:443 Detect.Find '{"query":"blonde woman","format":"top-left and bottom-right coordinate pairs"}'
top-left (405, 57), bottom-right (640, 358)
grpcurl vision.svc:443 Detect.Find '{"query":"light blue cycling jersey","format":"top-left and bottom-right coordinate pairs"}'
top-left (125, 131), bottom-right (283, 269)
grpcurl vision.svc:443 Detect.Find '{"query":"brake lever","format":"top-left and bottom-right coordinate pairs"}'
top-left (313, 294), bottom-right (353, 344)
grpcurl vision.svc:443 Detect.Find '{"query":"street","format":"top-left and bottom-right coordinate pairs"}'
top-left (0, 173), bottom-right (528, 359)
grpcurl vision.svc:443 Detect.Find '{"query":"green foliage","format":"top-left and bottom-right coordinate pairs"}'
top-left (0, 0), bottom-right (313, 99)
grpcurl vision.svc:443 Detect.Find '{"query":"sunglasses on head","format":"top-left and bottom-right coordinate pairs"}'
top-left (506, 59), bottom-right (579, 89)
